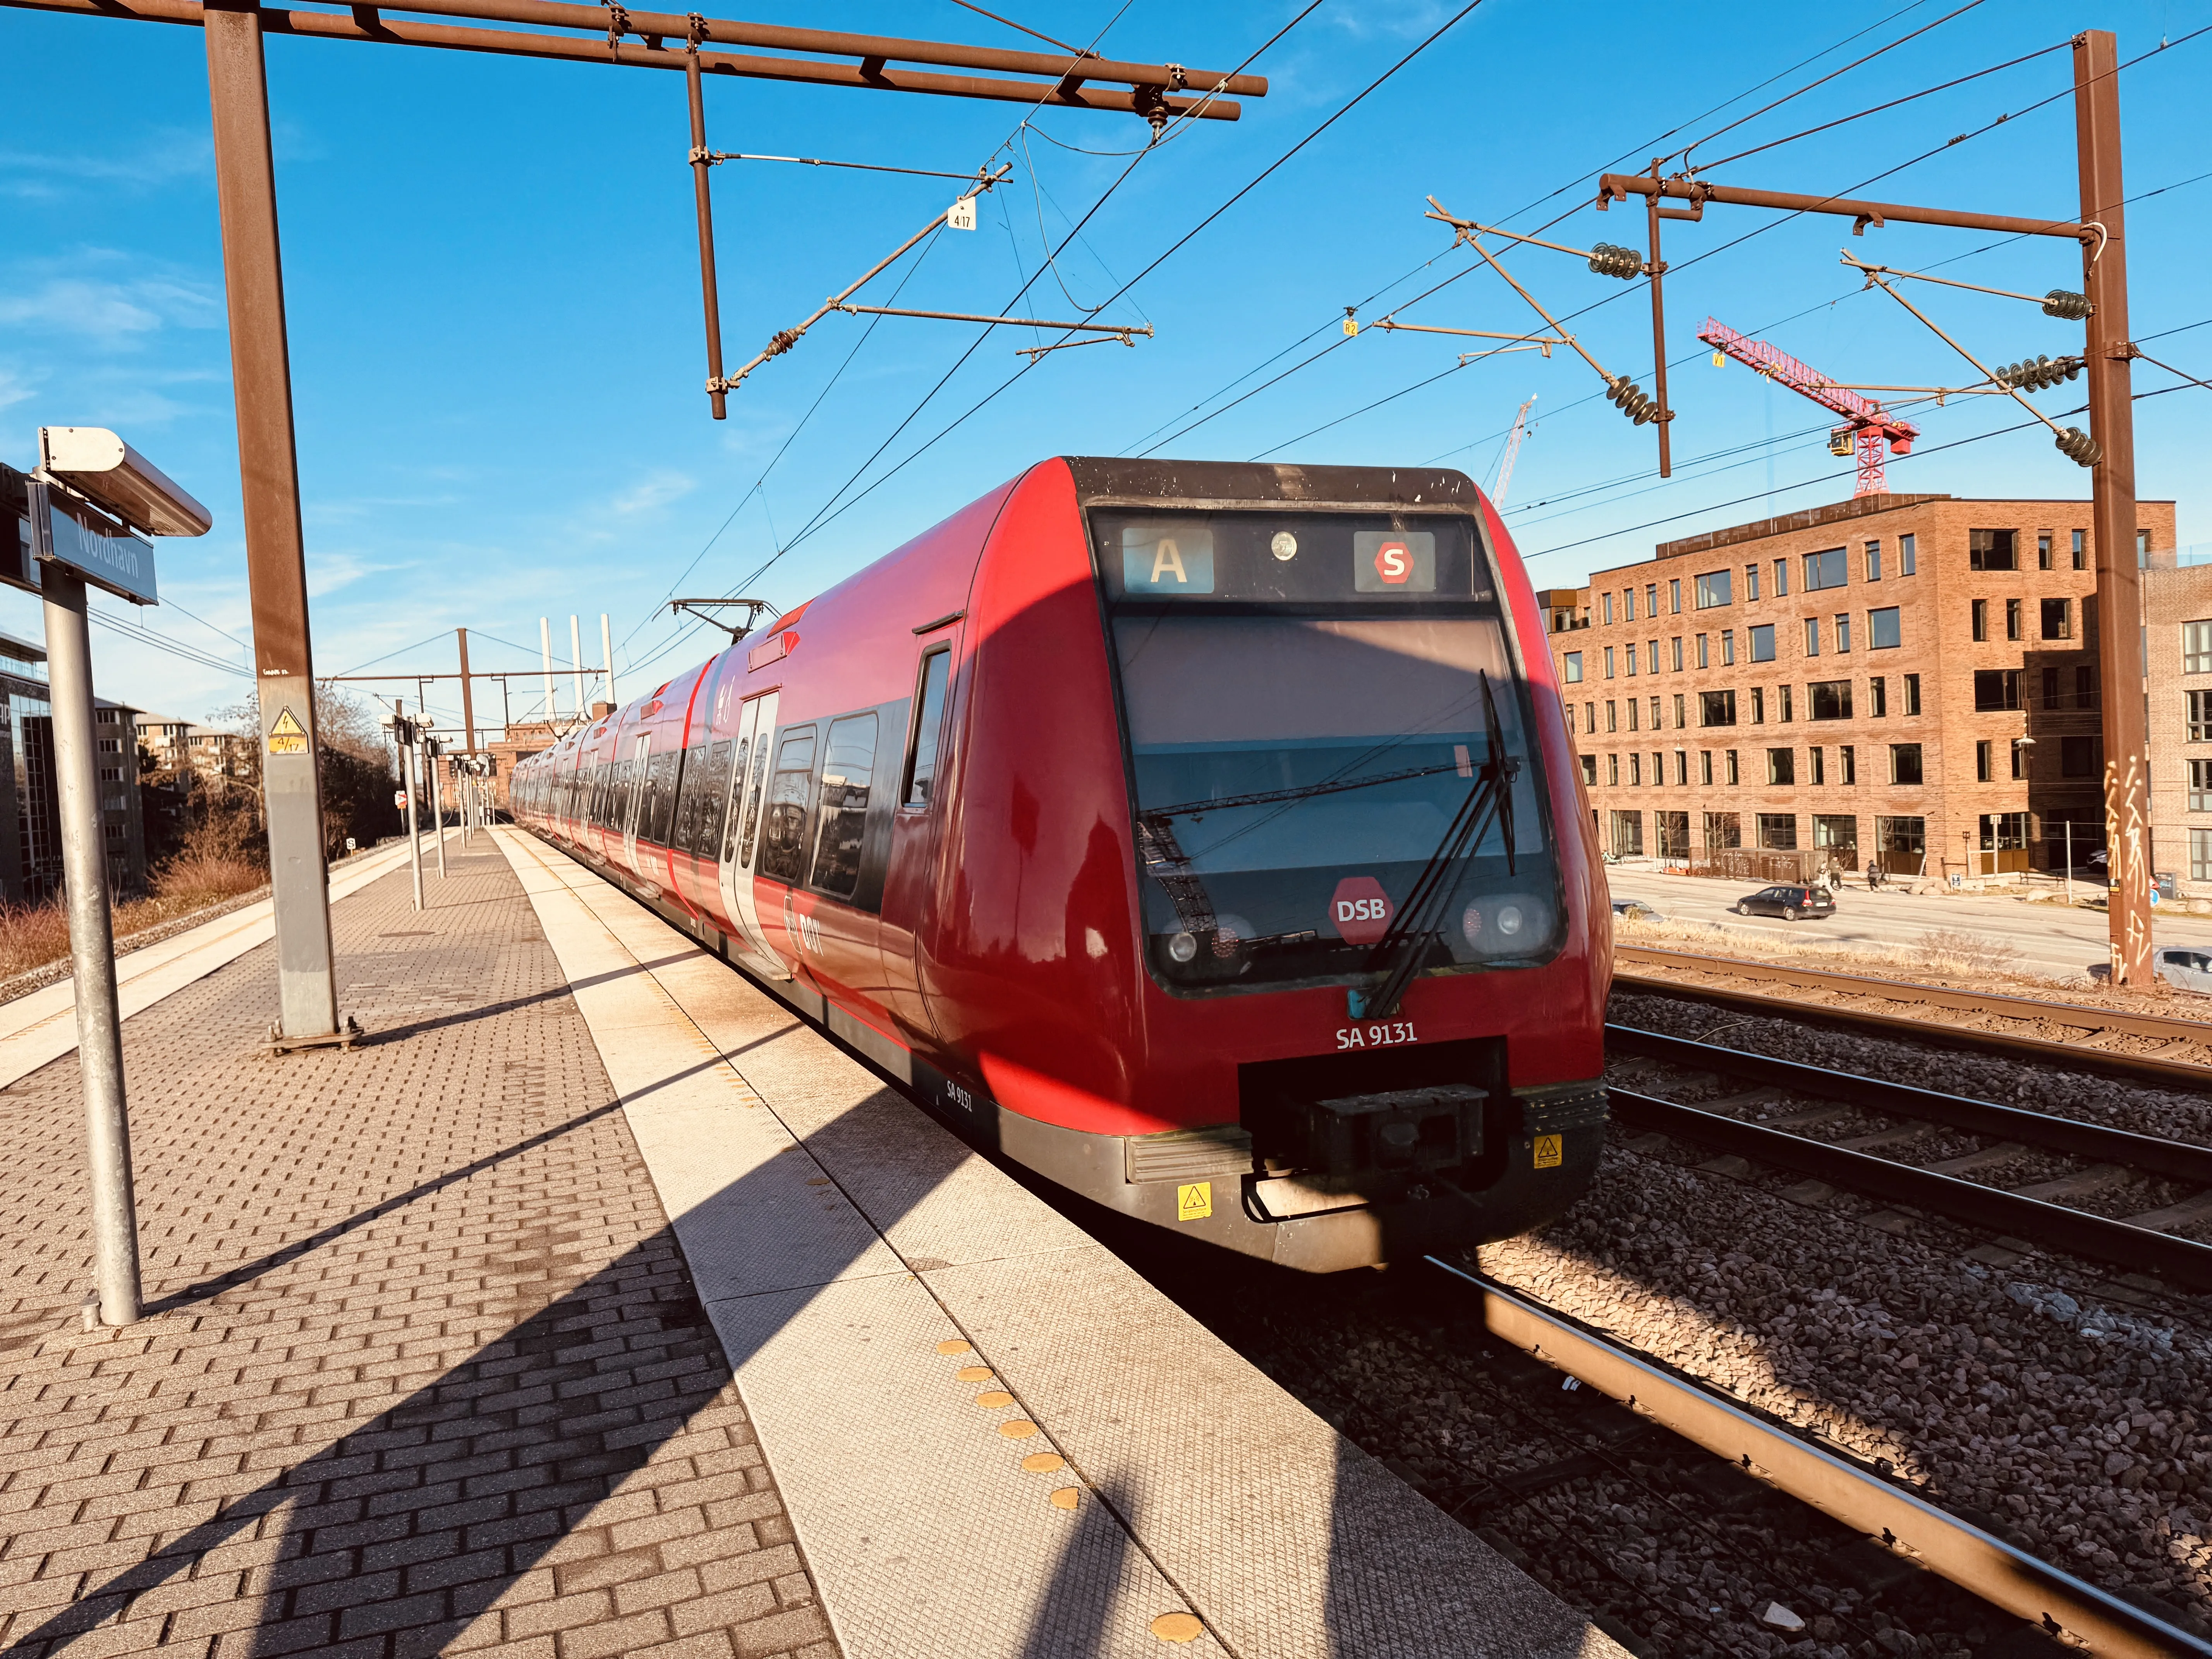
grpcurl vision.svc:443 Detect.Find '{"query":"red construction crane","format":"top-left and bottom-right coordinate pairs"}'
top-left (1696, 318), bottom-right (1919, 496)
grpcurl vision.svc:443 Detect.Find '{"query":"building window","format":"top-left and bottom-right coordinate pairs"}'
top-left (2011, 738), bottom-right (2029, 780)
top-left (1811, 747), bottom-right (1826, 785)
top-left (1646, 583), bottom-right (1659, 617)
top-left (2191, 759), bottom-right (2212, 812)
top-left (1673, 750), bottom-right (1688, 786)
top-left (1671, 636), bottom-right (1684, 671)
top-left (1751, 687), bottom-right (1766, 724)
top-left (2189, 691), bottom-right (2212, 741)
top-left (1976, 739), bottom-right (1993, 783)
top-left (97, 737), bottom-right (122, 754)
top-left (1697, 634), bottom-right (1710, 668)
top-left (1657, 809), bottom-right (1689, 857)
top-left (1870, 676), bottom-right (1887, 717)
top-left (1696, 569), bottom-right (1733, 608)
top-left (1700, 750), bottom-right (1714, 785)
top-left (1626, 642), bottom-right (1638, 677)
top-left (1607, 754), bottom-right (1619, 785)
top-left (2140, 528), bottom-right (2153, 567)
top-left (2040, 597), bottom-right (2072, 641)
top-left (2037, 531), bottom-right (2053, 570)
top-left (1650, 696), bottom-right (1662, 730)
top-left (2055, 737), bottom-right (2099, 779)
top-left (1970, 528), bottom-right (2018, 571)
top-left (1808, 679), bottom-right (1853, 720)
top-left (1669, 577), bottom-right (1681, 613)
top-left (1904, 673), bottom-right (1922, 715)
top-left (1580, 754), bottom-right (1597, 787)
top-left (1970, 599), bottom-right (1988, 642)
top-left (1774, 558), bottom-right (1790, 596)
top-left (1606, 700), bottom-right (1619, 733)
top-left (2194, 829), bottom-right (2212, 884)
top-left (1563, 651), bottom-right (1583, 682)
top-left (1630, 753), bottom-right (1642, 785)
top-left (1725, 749), bottom-right (1740, 785)
top-left (1611, 810), bottom-right (1644, 856)
top-left (1602, 592), bottom-right (1614, 625)
top-left (1721, 629), bottom-right (1735, 666)
top-left (2042, 666), bottom-right (2062, 708)
top-left (1585, 702), bottom-right (1597, 732)
top-left (1674, 693), bottom-right (1686, 728)
top-left (1623, 589), bottom-right (1637, 622)
top-left (1628, 699), bottom-right (1640, 732)
top-left (1740, 563), bottom-right (1757, 602)
top-left (1604, 647), bottom-right (1616, 678)
top-left (1869, 607), bottom-right (1900, 651)
top-left (1780, 684), bottom-right (1795, 722)
top-left (104, 822), bottom-right (125, 842)
top-left (1767, 747), bottom-right (1795, 785)
top-left (1699, 689), bottom-right (1738, 726)
top-left (1974, 669), bottom-right (2024, 711)
top-left (1647, 640), bottom-right (1660, 674)
top-left (1891, 744), bottom-right (1924, 785)
top-left (1840, 745), bottom-right (1856, 785)
top-left (2006, 597), bottom-right (2023, 641)
top-left (2076, 666), bottom-right (2097, 709)
top-left (1804, 547), bottom-right (1848, 591)
top-left (1899, 534), bottom-right (1917, 575)
top-left (1749, 623), bottom-right (1776, 662)
top-left (1835, 613), bottom-right (1852, 653)
top-left (2185, 622), bottom-right (2212, 673)
top-left (2071, 528), bottom-right (2087, 570)
top-left (1757, 812), bottom-right (1798, 850)
top-left (1804, 617), bottom-right (1820, 657)
top-left (1814, 813), bottom-right (1858, 859)
top-left (1705, 810), bottom-right (1741, 849)
top-left (98, 766), bottom-right (123, 783)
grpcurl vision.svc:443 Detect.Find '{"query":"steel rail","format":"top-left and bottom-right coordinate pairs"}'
top-left (0, 0), bottom-right (1247, 116)
top-left (1607, 1024), bottom-right (2212, 1188)
top-left (1613, 946), bottom-right (2212, 1090)
top-left (1606, 1086), bottom-right (2212, 1290)
top-left (1426, 1262), bottom-right (2212, 1659)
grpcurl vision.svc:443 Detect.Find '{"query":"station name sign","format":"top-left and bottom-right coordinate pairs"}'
top-left (1, 461), bottom-right (160, 605)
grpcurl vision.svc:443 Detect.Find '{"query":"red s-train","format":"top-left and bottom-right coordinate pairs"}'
top-left (512, 458), bottom-right (1610, 1271)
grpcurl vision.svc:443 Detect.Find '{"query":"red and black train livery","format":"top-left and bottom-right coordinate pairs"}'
top-left (512, 457), bottom-right (1611, 1271)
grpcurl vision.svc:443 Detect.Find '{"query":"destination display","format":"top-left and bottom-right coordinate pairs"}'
top-left (1093, 508), bottom-right (1489, 604)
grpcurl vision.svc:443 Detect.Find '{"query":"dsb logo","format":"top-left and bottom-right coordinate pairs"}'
top-left (1329, 876), bottom-right (1394, 944)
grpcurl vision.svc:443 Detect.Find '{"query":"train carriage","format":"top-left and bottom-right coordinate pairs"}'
top-left (514, 457), bottom-right (1611, 1271)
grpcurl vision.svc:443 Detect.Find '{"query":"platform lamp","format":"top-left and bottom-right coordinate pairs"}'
top-left (7, 428), bottom-right (211, 1329)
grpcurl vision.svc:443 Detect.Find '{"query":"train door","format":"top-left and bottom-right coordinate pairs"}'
top-left (620, 731), bottom-right (651, 871)
top-left (718, 691), bottom-right (787, 978)
top-left (881, 633), bottom-right (958, 1039)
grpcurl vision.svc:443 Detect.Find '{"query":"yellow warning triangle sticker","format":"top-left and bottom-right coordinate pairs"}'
top-left (269, 709), bottom-right (307, 737)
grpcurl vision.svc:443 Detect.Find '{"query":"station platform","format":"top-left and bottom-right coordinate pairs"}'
top-left (0, 826), bottom-right (1621, 1659)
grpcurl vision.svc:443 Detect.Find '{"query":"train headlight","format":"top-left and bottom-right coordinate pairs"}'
top-left (1496, 904), bottom-right (1525, 938)
top-left (1461, 903), bottom-right (1483, 944)
top-left (1167, 931), bottom-right (1198, 963)
top-left (1270, 531), bottom-right (1298, 562)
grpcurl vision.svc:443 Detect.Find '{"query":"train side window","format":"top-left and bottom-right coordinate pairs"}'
top-left (717, 738), bottom-right (750, 862)
top-left (757, 728), bottom-right (817, 883)
top-left (737, 732), bottom-right (772, 868)
top-left (686, 739), bottom-right (734, 855)
top-left (903, 647), bottom-right (952, 808)
top-left (809, 713), bottom-right (879, 898)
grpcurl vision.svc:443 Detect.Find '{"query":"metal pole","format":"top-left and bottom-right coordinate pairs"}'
top-left (457, 626), bottom-right (477, 755)
top-left (400, 706), bottom-right (423, 910)
top-left (2076, 29), bottom-right (2151, 987)
top-left (540, 616), bottom-right (556, 723)
top-left (1644, 161), bottom-right (1673, 478)
top-left (687, 42), bottom-right (728, 421)
top-left (601, 613), bottom-right (615, 707)
top-left (433, 753), bottom-right (448, 878)
top-left (2066, 820), bottom-right (2075, 906)
top-left (40, 566), bottom-right (142, 1327)
top-left (204, 0), bottom-right (338, 1043)
top-left (570, 614), bottom-right (585, 718)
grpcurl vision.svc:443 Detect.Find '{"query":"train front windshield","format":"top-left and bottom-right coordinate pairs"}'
top-left (1093, 508), bottom-right (1561, 993)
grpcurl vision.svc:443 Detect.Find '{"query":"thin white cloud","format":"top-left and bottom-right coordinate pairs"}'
top-left (610, 470), bottom-right (696, 515)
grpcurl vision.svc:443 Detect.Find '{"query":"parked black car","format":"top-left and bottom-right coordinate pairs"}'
top-left (1732, 884), bottom-right (1836, 921)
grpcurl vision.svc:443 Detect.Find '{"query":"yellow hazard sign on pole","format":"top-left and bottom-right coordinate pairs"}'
top-left (1532, 1134), bottom-right (1563, 1170)
top-left (266, 707), bottom-right (309, 755)
top-left (1176, 1181), bottom-right (1212, 1222)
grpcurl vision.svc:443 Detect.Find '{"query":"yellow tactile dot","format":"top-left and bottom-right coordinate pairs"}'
top-left (1050, 1487), bottom-right (1080, 1510)
top-left (957, 1365), bottom-right (993, 1382)
top-left (1021, 1452), bottom-right (1065, 1473)
top-left (974, 1390), bottom-right (1014, 1408)
top-left (935, 1339), bottom-right (971, 1355)
top-left (998, 1419), bottom-right (1039, 1439)
top-left (1150, 1612), bottom-right (1203, 1643)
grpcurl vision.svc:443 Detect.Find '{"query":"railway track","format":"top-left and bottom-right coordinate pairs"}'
top-left (1429, 1261), bottom-right (2212, 1659)
top-left (1604, 1022), bottom-right (2212, 1290)
top-left (1614, 945), bottom-right (2212, 1089)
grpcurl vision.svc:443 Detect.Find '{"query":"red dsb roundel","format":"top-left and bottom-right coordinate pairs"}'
top-left (1328, 876), bottom-right (1394, 945)
top-left (1372, 541), bottom-right (1413, 584)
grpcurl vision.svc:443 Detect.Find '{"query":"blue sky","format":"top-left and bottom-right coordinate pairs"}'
top-left (5, 0), bottom-right (2209, 730)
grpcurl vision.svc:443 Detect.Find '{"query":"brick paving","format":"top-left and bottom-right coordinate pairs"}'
top-left (0, 841), bottom-right (839, 1659)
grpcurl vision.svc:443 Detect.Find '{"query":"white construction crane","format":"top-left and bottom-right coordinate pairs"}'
top-left (1491, 395), bottom-right (1537, 505)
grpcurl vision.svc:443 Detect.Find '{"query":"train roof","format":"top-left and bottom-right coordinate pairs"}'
top-left (1062, 456), bottom-right (1480, 512)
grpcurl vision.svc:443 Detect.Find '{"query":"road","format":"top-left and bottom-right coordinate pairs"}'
top-left (1602, 864), bottom-right (2212, 983)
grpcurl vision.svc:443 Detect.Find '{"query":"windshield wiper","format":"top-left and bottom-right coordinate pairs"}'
top-left (1351, 670), bottom-right (1520, 1019)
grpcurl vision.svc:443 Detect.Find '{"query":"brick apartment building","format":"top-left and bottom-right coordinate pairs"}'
top-left (0, 632), bottom-right (149, 901)
top-left (1542, 492), bottom-right (2178, 887)
top-left (2141, 560), bottom-right (2212, 895)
